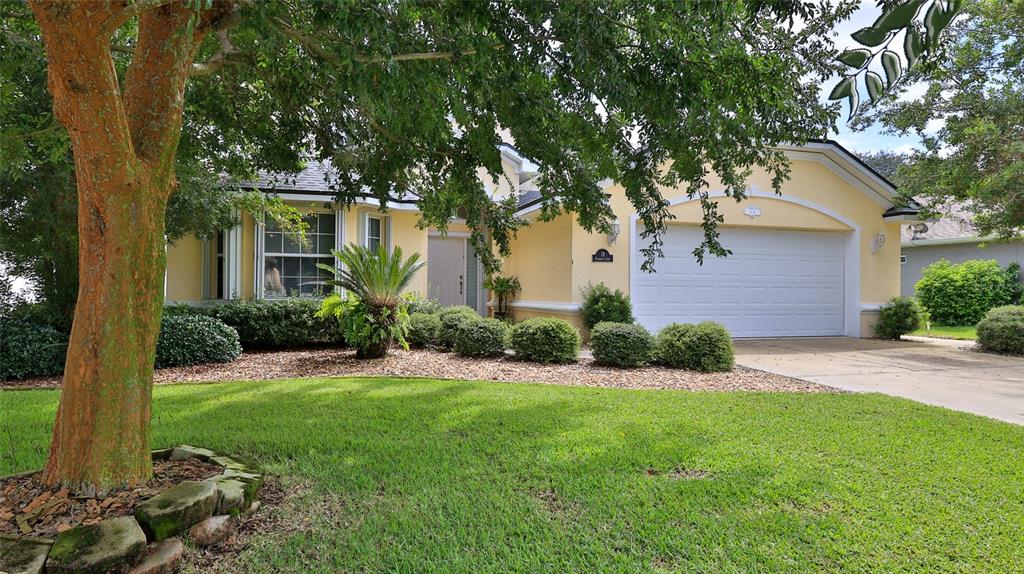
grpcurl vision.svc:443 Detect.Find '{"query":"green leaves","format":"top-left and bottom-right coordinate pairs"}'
top-left (925, 0), bottom-right (961, 48)
top-left (832, 0), bottom-right (963, 118)
top-left (851, 26), bottom-right (890, 47)
top-left (838, 49), bottom-right (871, 69)
top-left (865, 72), bottom-right (885, 103)
top-left (874, 0), bottom-right (928, 31)
top-left (904, 24), bottom-right (925, 66)
top-left (881, 50), bottom-right (903, 86)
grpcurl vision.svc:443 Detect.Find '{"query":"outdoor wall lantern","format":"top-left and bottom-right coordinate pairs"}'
top-left (871, 231), bottom-right (886, 254)
top-left (607, 219), bottom-right (621, 245)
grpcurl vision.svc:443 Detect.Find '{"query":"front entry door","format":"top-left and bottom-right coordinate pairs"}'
top-left (428, 237), bottom-right (466, 307)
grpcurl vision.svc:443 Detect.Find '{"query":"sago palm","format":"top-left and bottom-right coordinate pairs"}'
top-left (317, 244), bottom-right (425, 358)
top-left (319, 244), bottom-right (424, 306)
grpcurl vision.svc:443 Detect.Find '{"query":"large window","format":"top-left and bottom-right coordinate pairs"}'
top-left (263, 213), bottom-right (336, 298)
top-left (367, 215), bottom-right (383, 251)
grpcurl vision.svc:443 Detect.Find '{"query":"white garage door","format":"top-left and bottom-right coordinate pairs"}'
top-left (633, 226), bottom-right (846, 337)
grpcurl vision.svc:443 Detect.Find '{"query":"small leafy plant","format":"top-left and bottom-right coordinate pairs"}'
top-left (580, 282), bottom-right (633, 329)
top-left (875, 296), bottom-right (927, 340)
top-left (484, 275), bottom-right (521, 319)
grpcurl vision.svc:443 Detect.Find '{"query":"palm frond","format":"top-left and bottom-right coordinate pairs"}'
top-left (318, 243), bottom-right (425, 308)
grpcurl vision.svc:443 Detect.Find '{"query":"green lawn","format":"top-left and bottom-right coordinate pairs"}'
top-left (911, 325), bottom-right (977, 340)
top-left (2, 378), bottom-right (1022, 573)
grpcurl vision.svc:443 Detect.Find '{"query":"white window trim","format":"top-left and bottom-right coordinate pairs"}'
top-left (360, 211), bottom-right (392, 253)
top-left (256, 210), bottom-right (343, 299)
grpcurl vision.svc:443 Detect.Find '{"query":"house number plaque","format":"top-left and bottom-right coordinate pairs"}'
top-left (592, 248), bottom-right (614, 262)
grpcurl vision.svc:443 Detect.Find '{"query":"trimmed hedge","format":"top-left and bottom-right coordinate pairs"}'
top-left (155, 314), bottom-right (242, 368)
top-left (454, 317), bottom-right (510, 357)
top-left (509, 317), bottom-right (580, 363)
top-left (408, 312), bottom-right (442, 347)
top-left (977, 305), bottom-right (1024, 356)
top-left (915, 259), bottom-right (1020, 325)
top-left (0, 318), bottom-right (67, 380)
top-left (875, 297), bottom-right (927, 340)
top-left (590, 321), bottom-right (654, 368)
top-left (655, 321), bottom-right (734, 372)
top-left (437, 305), bottom-right (480, 349)
top-left (204, 298), bottom-right (341, 349)
top-left (580, 282), bottom-right (633, 329)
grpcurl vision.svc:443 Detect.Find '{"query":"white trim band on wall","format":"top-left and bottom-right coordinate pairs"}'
top-left (488, 300), bottom-right (582, 313)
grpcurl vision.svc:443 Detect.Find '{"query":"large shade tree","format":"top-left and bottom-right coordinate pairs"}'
top-left (10, 0), bottom-right (860, 492)
top-left (851, 0), bottom-right (1019, 237)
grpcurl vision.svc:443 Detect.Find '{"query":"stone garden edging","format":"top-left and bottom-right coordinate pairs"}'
top-left (0, 446), bottom-right (263, 574)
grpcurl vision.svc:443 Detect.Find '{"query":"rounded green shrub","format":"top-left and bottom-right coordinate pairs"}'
top-left (655, 321), bottom-right (734, 372)
top-left (0, 318), bottom-right (67, 380)
top-left (580, 282), bottom-right (633, 329)
top-left (509, 317), bottom-right (580, 363)
top-left (875, 296), bottom-right (927, 340)
top-left (454, 317), bottom-right (510, 357)
top-left (590, 321), bottom-right (654, 368)
top-left (976, 305), bottom-right (1024, 356)
top-left (915, 259), bottom-right (1020, 325)
top-left (205, 298), bottom-right (341, 349)
top-left (405, 293), bottom-right (442, 315)
top-left (407, 312), bottom-right (442, 347)
top-left (155, 314), bottom-right (242, 368)
top-left (437, 305), bottom-right (480, 349)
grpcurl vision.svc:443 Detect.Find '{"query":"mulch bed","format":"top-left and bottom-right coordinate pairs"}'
top-left (0, 459), bottom-right (222, 538)
top-left (3, 347), bottom-right (829, 393)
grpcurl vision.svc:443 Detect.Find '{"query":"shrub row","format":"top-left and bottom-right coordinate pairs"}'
top-left (0, 318), bottom-right (68, 380)
top-left (202, 298), bottom-right (342, 349)
top-left (1, 313), bottom-right (242, 380)
top-left (155, 314), bottom-right (241, 368)
top-left (591, 320), bottom-right (734, 372)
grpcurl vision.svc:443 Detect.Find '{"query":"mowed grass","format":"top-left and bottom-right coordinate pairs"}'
top-left (911, 325), bottom-right (978, 340)
top-left (2, 378), bottom-right (1022, 573)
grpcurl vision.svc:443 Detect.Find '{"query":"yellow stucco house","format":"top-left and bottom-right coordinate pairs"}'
top-left (165, 139), bottom-right (920, 338)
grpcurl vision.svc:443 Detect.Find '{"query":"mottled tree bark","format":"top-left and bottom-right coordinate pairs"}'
top-left (28, 0), bottom-right (222, 493)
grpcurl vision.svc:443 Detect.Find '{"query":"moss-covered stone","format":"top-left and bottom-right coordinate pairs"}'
top-left (134, 480), bottom-right (217, 541)
top-left (0, 533), bottom-right (52, 574)
top-left (45, 516), bottom-right (146, 574)
top-left (204, 476), bottom-right (247, 515)
top-left (208, 455), bottom-right (259, 474)
top-left (168, 445), bottom-right (217, 462)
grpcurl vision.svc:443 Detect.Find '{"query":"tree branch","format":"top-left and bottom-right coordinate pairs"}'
top-left (272, 17), bottom-right (499, 65)
top-left (189, 29), bottom-right (242, 76)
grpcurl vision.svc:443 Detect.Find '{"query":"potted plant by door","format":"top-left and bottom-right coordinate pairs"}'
top-left (484, 275), bottom-right (521, 321)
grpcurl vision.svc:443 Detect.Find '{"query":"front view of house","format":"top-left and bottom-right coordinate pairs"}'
top-left (165, 140), bottom-right (919, 338)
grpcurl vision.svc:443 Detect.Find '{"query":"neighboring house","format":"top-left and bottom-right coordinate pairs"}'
top-left (900, 203), bottom-right (1024, 296)
top-left (165, 139), bottom-right (920, 338)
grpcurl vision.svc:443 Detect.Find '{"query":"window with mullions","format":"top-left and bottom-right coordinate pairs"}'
top-left (263, 213), bottom-right (336, 298)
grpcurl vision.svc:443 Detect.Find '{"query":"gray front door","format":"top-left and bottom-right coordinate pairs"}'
top-left (427, 237), bottom-right (466, 307)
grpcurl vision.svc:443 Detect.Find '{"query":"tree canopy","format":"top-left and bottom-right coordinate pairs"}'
top-left (852, 0), bottom-right (1022, 238)
top-left (4, 0), bottom-right (859, 272)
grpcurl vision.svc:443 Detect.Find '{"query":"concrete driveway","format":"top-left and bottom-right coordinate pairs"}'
top-left (734, 337), bottom-right (1024, 424)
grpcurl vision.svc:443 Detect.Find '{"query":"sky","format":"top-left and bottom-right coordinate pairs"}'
top-left (825, 1), bottom-right (925, 155)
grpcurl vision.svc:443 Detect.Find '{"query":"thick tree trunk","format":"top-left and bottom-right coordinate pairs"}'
top-left (28, 0), bottom-right (226, 493)
top-left (41, 176), bottom-right (170, 492)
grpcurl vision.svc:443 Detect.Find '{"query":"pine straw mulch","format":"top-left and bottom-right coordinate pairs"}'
top-left (4, 348), bottom-right (828, 393)
top-left (0, 458), bottom-right (223, 538)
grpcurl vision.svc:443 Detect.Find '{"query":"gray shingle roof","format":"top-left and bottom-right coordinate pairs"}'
top-left (250, 160), bottom-right (335, 194)
top-left (901, 202), bottom-right (979, 243)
